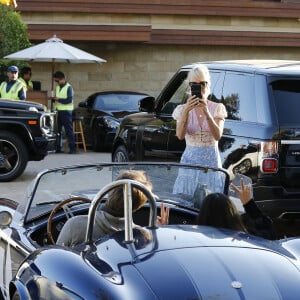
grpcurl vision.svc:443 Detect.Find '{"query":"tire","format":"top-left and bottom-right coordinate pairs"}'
top-left (0, 130), bottom-right (29, 182)
top-left (12, 290), bottom-right (20, 300)
top-left (112, 145), bottom-right (129, 162)
top-left (233, 159), bottom-right (252, 175)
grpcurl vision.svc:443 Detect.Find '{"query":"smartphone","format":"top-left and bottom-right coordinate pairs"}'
top-left (190, 83), bottom-right (202, 99)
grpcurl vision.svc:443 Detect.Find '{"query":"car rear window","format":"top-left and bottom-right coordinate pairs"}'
top-left (95, 94), bottom-right (143, 111)
top-left (272, 80), bottom-right (300, 126)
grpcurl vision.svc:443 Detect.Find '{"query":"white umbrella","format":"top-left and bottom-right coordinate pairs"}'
top-left (4, 35), bottom-right (107, 90)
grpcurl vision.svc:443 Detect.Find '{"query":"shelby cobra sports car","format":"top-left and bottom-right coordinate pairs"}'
top-left (1, 162), bottom-right (300, 299)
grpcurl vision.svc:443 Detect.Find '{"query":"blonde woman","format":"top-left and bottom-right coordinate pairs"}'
top-left (172, 64), bottom-right (227, 196)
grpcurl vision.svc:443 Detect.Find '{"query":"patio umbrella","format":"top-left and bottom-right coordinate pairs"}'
top-left (4, 35), bottom-right (107, 91)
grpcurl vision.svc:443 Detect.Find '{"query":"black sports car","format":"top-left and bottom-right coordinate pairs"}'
top-left (1, 162), bottom-right (300, 299)
top-left (74, 91), bottom-right (151, 151)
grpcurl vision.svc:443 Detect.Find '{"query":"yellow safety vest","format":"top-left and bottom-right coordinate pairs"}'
top-left (0, 80), bottom-right (24, 100)
top-left (19, 77), bottom-right (33, 90)
top-left (54, 83), bottom-right (74, 111)
top-left (0, 0), bottom-right (17, 8)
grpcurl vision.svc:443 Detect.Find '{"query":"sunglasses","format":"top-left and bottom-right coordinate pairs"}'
top-left (189, 81), bottom-right (208, 88)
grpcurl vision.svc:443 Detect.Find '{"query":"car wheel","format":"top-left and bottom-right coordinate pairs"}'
top-left (113, 145), bottom-right (129, 162)
top-left (233, 158), bottom-right (252, 175)
top-left (0, 130), bottom-right (29, 182)
top-left (12, 290), bottom-right (20, 300)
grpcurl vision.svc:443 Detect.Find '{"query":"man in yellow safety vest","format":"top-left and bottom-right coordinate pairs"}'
top-left (0, 66), bottom-right (26, 100)
top-left (19, 67), bottom-right (34, 91)
top-left (51, 71), bottom-right (76, 154)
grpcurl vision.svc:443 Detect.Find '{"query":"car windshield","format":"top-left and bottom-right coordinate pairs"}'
top-left (272, 80), bottom-right (300, 126)
top-left (17, 163), bottom-right (228, 224)
top-left (94, 94), bottom-right (145, 111)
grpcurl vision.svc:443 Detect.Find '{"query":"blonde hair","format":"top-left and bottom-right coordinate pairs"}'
top-left (187, 64), bottom-right (211, 86)
top-left (186, 64), bottom-right (211, 99)
top-left (106, 170), bottom-right (152, 215)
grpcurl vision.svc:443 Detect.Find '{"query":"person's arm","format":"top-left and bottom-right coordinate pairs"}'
top-left (230, 179), bottom-right (276, 239)
top-left (18, 87), bottom-right (26, 100)
top-left (175, 96), bottom-right (200, 140)
top-left (200, 102), bottom-right (225, 141)
top-left (205, 114), bottom-right (224, 141)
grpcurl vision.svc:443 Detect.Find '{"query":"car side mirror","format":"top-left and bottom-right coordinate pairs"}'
top-left (78, 101), bottom-right (88, 108)
top-left (139, 96), bottom-right (155, 113)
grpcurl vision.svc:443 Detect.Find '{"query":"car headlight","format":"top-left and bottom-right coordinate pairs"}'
top-left (40, 112), bottom-right (56, 136)
top-left (102, 117), bottom-right (120, 129)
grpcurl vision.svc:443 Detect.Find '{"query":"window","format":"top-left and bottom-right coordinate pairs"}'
top-left (223, 72), bottom-right (257, 122)
top-left (160, 71), bottom-right (189, 115)
top-left (209, 71), bottom-right (225, 103)
top-left (272, 80), bottom-right (300, 126)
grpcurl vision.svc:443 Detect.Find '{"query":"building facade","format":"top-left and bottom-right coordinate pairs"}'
top-left (17, 0), bottom-right (300, 103)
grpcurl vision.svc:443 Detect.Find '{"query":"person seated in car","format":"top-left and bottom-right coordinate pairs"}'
top-left (56, 170), bottom-right (153, 247)
top-left (159, 178), bottom-right (276, 240)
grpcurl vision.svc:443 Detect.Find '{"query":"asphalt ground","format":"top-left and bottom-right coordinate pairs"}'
top-left (1, 150), bottom-right (111, 203)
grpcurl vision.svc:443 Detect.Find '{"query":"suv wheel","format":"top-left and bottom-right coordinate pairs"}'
top-left (113, 145), bottom-right (129, 162)
top-left (0, 131), bottom-right (29, 182)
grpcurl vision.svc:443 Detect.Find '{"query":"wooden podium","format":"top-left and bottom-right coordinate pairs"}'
top-left (26, 91), bottom-right (49, 108)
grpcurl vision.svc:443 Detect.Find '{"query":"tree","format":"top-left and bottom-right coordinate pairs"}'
top-left (0, 4), bottom-right (31, 81)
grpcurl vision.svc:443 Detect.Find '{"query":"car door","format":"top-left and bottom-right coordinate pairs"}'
top-left (75, 95), bottom-right (96, 145)
top-left (142, 71), bottom-right (187, 160)
top-left (218, 71), bottom-right (261, 183)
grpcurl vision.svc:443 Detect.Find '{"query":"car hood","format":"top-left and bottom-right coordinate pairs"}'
top-left (133, 227), bottom-right (300, 299)
top-left (120, 111), bottom-right (155, 126)
top-left (0, 98), bottom-right (45, 111)
top-left (106, 110), bottom-right (139, 119)
top-left (90, 226), bottom-right (300, 299)
top-left (134, 245), bottom-right (300, 299)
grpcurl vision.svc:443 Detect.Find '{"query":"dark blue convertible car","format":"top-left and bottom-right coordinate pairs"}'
top-left (0, 162), bottom-right (300, 299)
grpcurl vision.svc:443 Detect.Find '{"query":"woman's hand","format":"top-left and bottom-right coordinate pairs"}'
top-left (230, 178), bottom-right (252, 205)
top-left (156, 202), bottom-right (170, 225)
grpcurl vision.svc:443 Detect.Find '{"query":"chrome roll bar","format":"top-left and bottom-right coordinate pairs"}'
top-left (85, 179), bottom-right (157, 244)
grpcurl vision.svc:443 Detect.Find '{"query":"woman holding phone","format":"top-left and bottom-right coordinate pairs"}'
top-left (172, 64), bottom-right (227, 196)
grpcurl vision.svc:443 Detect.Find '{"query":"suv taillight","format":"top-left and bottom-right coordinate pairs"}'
top-left (262, 158), bottom-right (278, 173)
top-left (260, 141), bottom-right (279, 174)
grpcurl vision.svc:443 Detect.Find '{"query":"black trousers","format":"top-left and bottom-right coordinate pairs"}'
top-left (56, 110), bottom-right (75, 152)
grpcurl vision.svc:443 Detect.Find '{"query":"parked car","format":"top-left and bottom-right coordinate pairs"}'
top-left (74, 91), bottom-right (151, 151)
top-left (0, 99), bottom-right (56, 181)
top-left (112, 60), bottom-right (300, 227)
top-left (1, 161), bottom-right (300, 299)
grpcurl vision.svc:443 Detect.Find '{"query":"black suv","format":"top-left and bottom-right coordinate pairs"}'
top-left (0, 99), bottom-right (56, 181)
top-left (112, 60), bottom-right (300, 234)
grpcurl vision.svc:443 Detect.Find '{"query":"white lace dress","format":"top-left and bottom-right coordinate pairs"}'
top-left (172, 101), bottom-right (227, 196)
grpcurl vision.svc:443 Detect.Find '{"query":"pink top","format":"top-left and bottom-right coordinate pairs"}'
top-left (172, 101), bottom-right (227, 147)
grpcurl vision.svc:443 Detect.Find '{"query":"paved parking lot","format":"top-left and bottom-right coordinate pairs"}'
top-left (1, 151), bottom-right (111, 203)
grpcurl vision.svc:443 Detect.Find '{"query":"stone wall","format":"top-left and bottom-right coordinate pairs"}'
top-left (30, 42), bottom-right (300, 105)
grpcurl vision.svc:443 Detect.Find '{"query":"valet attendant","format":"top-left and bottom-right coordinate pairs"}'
top-left (19, 67), bottom-right (34, 91)
top-left (51, 71), bottom-right (76, 154)
top-left (0, 66), bottom-right (26, 100)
